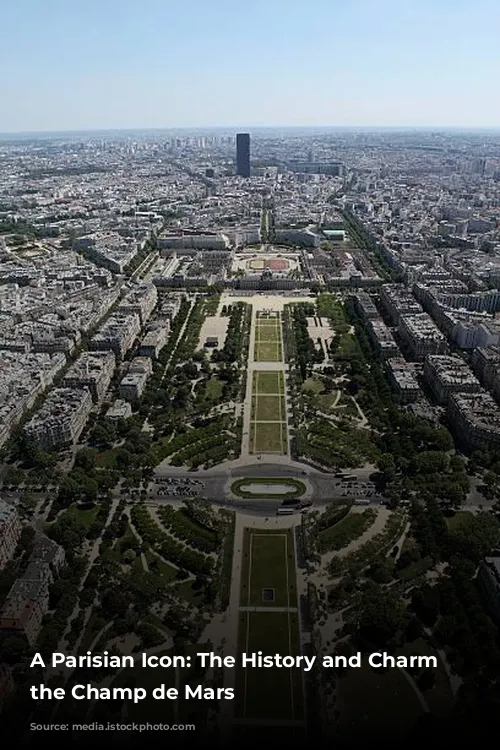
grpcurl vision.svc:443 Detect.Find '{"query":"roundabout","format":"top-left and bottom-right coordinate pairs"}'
top-left (231, 476), bottom-right (306, 499)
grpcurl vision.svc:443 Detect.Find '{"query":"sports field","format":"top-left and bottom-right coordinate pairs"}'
top-left (235, 529), bottom-right (304, 723)
top-left (250, 369), bottom-right (288, 454)
top-left (254, 313), bottom-right (283, 362)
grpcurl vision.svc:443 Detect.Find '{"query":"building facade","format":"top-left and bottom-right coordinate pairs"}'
top-left (24, 387), bottom-right (93, 450)
top-left (236, 133), bottom-right (250, 178)
top-left (0, 502), bottom-right (22, 569)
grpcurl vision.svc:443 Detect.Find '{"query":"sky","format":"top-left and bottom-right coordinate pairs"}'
top-left (1, 0), bottom-right (499, 132)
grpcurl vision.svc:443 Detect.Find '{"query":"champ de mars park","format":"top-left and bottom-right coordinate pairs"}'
top-left (4, 245), bottom-right (499, 745)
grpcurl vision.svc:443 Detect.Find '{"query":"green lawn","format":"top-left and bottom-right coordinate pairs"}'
top-left (235, 610), bottom-right (303, 720)
top-left (205, 377), bottom-right (224, 400)
top-left (302, 376), bottom-right (324, 394)
top-left (255, 326), bottom-right (281, 343)
top-left (254, 341), bottom-right (282, 362)
top-left (316, 391), bottom-right (341, 412)
top-left (337, 663), bottom-right (424, 739)
top-left (254, 395), bottom-right (285, 421)
top-left (302, 376), bottom-right (343, 411)
top-left (63, 502), bottom-right (100, 529)
top-left (132, 554), bottom-right (144, 572)
top-left (318, 509), bottom-right (377, 551)
top-left (253, 371), bottom-right (283, 394)
top-left (251, 421), bottom-right (286, 453)
top-left (145, 551), bottom-right (178, 582)
top-left (240, 529), bottom-right (297, 607)
top-left (170, 578), bottom-right (205, 606)
top-left (334, 332), bottom-right (359, 360)
top-left (94, 448), bottom-right (119, 467)
top-left (445, 510), bottom-right (474, 531)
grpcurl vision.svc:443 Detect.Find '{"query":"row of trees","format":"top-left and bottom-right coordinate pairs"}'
top-left (219, 302), bottom-right (250, 363)
top-left (158, 505), bottom-right (218, 553)
top-left (289, 304), bottom-right (324, 380)
top-left (341, 298), bottom-right (469, 508)
top-left (341, 209), bottom-right (401, 281)
top-left (131, 505), bottom-right (213, 577)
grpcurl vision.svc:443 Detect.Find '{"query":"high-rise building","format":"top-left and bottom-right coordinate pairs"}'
top-left (236, 133), bottom-right (250, 177)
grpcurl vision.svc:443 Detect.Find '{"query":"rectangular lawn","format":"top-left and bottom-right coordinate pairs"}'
top-left (254, 395), bottom-right (284, 421)
top-left (255, 326), bottom-right (280, 343)
top-left (240, 530), bottom-right (297, 607)
top-left (235, 611), bottom-right (303, 720)
top-left (253, 371), bottom-right (283, 394)
top-left (252, 421), bottom-right (286, 453)
top-left (254, 341), bottom-right (282, 361)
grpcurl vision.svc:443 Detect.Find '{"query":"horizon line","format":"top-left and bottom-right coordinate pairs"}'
top-left (1, 124), bottom-right (500, 137)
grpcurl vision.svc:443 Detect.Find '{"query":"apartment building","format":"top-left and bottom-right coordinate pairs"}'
top-left (0, 578), bottom-right (50, 645)
top-left (0, 535), bottom-right (64, 645)
top-left (0, 502), bottom-right (22, 569)
top-left (398, 313), bottom-right (447, 360)
top-left (366, 319), bottom-right (400, 359)
top-left (106, 399), bottom-right (132, 421)
top-left (90, 313), bottom-right (141, 359)
top-left (472, 345), bottom-right (500, 400)
top-left (386, 358), bottom-right (421, 403)
top-left (128, 357), bottom-right (153, 375)
top-left (423, 354), bottom-right (481, 405)
top-left (118, 283), bottom-right (158, 325)
top-left (62, 351), bottom-right (116, 403)
top-left (447, 390), bottom-right (500, 449)
top-left (448, 316), bottom-right (500, 350)
top-left (24, 387), bottom-right (93, 450)
top-left (138, 325), bottom-right (169, 358)
top-left (379, 284), bottom-right (423, 325)
top-left (119, 371), bottom-right (148, 401)
top-left (29, 534), bottom-right (66, 574)
top-left (353, 292), bottom-right (379, 320)
top-left (75, 232), bottom-right (138, 273)
top-left (159, 296), bottom-right (182, 320)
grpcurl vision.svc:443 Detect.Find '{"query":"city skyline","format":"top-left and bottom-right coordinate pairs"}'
top-left (2, 0), bottom-right (500, 132)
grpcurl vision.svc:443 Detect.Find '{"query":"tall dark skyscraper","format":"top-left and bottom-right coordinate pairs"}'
top-left (236, 133), bottom-right (250, 177)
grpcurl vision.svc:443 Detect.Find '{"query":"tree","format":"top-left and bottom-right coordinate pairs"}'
top-left (358, 583), bottom-right (408, 646)
top-left (101, 588), bottom-right (130, 619)
top-left (123, 549), bottom-right (137, 564)
top-left (74, 448), bottom-right (96, 473)
top-left (411, 584), bottom-right (439, 627)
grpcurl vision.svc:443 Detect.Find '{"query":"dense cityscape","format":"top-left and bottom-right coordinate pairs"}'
top-left (1, 127), bottom-right (500, 744)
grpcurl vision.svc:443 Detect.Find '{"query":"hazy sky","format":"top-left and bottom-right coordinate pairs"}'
top-left (2, 0), bottom-right (499, 132)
